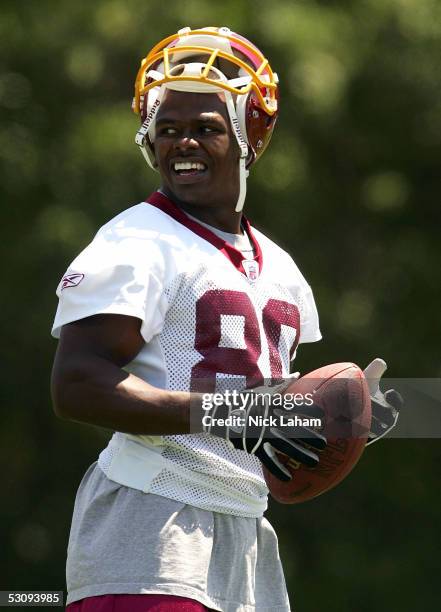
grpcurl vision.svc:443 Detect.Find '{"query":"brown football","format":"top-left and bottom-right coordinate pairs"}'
top-left (264, 362), bottom-right (371, 504)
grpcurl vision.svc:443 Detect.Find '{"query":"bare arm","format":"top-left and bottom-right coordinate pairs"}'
top-left (51, 314), bottom-right (193, 434)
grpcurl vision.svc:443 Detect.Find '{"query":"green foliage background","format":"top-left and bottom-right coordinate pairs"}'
top-left (1, 1), bottom-right (440, 610)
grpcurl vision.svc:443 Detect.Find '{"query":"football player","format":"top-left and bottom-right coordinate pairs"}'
top-left (51, 27), bottom-right (400, 612)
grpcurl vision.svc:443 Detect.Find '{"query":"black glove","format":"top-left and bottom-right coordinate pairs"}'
top-left (202, 380), bottom-right (327, 481)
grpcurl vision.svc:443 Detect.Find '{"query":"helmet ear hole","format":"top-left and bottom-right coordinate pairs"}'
top-left (265, 114), bottom-right (274, 128)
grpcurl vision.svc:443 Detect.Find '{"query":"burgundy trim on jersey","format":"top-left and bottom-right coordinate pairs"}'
top-left (146, 191), bottom-right (263, 277)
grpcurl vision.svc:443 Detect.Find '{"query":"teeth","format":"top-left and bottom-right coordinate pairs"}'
top-left (173, 161), bottom-right (206, 172)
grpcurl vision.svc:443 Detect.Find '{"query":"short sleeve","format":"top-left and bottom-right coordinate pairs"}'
top-left (298, 283), bottom-right (322, 344)
top-left (51, 229), bottom-right (168, 343)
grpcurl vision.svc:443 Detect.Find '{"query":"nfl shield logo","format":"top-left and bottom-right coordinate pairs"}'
top-left (243, 260), bottom-right (259, 282)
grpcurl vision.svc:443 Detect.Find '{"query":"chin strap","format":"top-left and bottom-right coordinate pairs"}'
top-left (222, 90), bottom-right (249, 212)
top-left (135, 83), bottom-right (166, 170)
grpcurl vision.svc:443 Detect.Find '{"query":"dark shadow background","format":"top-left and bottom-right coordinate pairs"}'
top-left (1, 1), bottom-right (440, 610)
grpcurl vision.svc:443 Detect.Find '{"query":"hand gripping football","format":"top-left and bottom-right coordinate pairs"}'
top-left (263, 363), bottom-right (371, 504)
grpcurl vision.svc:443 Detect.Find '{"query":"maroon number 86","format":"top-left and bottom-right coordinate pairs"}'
top-left (190, 289), bottom-right (300, 391)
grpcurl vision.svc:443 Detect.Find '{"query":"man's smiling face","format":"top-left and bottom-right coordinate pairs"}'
top-left (153, 90), bottom-right (241, 216)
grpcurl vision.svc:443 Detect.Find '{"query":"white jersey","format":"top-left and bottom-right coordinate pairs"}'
top-left (52, 191), bottom-right (321, 517)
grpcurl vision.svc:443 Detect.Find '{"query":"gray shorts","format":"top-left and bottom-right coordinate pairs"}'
top-left (66, 463), bottom-right (291, 611)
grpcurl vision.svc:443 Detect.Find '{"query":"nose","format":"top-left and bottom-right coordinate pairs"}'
top-left (173, 129), bottom-right (199, 152)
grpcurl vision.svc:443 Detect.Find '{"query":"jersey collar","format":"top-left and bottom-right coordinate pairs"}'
top-left (146, 191), bottom-right (263, 278)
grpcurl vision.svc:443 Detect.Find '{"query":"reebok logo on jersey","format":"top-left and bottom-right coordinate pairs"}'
top-left (61, 273), bottom-right (84, 290)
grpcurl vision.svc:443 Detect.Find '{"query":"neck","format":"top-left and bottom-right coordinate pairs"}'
top-left (160, 186), bottom-right (243, 234)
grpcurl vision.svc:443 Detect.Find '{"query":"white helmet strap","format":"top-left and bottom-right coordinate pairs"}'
top-left (135, 83), bottom-right (166, 170)
top-left (222, 89), bottom-right (249, 212)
